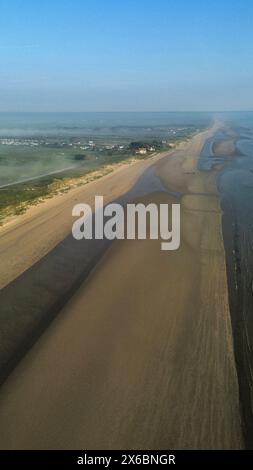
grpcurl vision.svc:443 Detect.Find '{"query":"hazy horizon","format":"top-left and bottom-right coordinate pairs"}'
top-left (0, 110), bottom-right (252, 114)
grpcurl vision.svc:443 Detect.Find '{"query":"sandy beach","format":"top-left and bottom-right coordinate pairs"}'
top-left (0, 125), bottom-right (243, 449)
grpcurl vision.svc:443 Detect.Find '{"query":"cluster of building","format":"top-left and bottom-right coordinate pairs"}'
top-left (134, 145), bottom-right (156, 155)
top-left (0, 138), bottom-right (40, 147)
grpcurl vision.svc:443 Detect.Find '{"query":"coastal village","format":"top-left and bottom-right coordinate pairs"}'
top-left (0, 135), bottom-right (177, 156)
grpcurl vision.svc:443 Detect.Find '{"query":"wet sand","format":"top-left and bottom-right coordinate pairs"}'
top-left (217, 129), bottom-right (253, 448)
top-left (213, 137), bottom-right (241, 157)
top-left (0, 125), bottom-right (243, 449)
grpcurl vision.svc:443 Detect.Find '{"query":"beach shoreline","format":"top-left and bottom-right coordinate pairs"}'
top-left (0, 123), bottom-right (243, 449)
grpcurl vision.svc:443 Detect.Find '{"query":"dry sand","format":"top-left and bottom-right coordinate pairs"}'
top-left (0, 126), bottom-right (243, 449)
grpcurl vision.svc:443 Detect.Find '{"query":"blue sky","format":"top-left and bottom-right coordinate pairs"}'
top-left (0, 0), bottom-right (252, 111)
